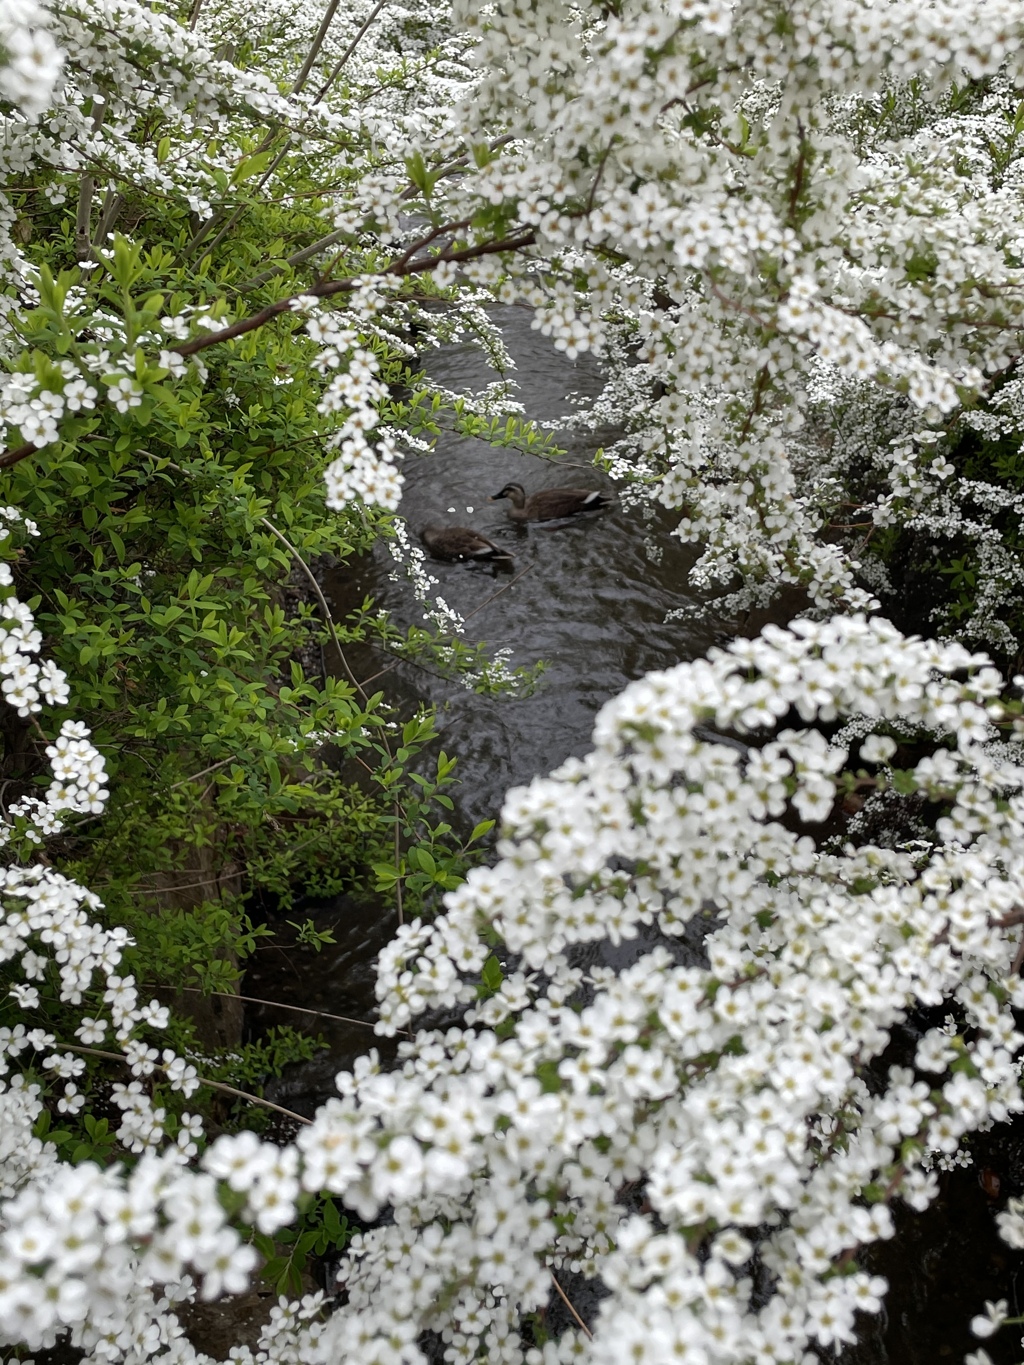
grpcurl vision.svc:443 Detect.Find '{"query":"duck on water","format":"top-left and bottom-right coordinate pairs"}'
top-left (489, 481), bottom-right (613, 522)
top-left (420, 524), bottom-right (515, 563)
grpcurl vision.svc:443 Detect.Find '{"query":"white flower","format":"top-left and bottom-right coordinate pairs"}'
top-left (75, 1017), bottom-right (106, 1045)
top-left (106, 376), bottom-right (143, 413)
top-left (970, 1301), bottom-right (1008, 1338)
top-left (860, 733), bottom-right (897, 763)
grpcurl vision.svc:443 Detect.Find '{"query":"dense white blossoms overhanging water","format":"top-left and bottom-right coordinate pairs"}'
top-left (13, 0), bottom-right (1024, 625)
top-left (4, 0), bottom-right (1024, 1363)
top-left (2, 615), bottom-right (1024, 1365)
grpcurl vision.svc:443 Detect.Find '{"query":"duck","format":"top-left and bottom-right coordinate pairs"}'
top-left (489, 481), bottom-right (613, 522)
top-left (420, 523), bottom-right (515, 563)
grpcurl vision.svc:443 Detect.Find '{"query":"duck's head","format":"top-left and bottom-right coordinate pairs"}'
top-left (490, 482), bottom-right (525, 502)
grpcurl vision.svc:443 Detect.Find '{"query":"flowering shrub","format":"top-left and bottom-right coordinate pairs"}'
top-left (2, 615), bottom-right (1024, 1363)
top-left (6, 0), bottom-right (1024, 1361)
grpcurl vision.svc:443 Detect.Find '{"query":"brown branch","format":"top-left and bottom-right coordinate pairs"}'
top-left (173, 224), bottom-right (535, 358)
top-left (0, 440), bottom-right (41, 471)
top-left (59, 1042), bottom-right (313, 1125)
top-left (550, 1271), bottom-right (593, 1339)
top-left (0, 225), bottom-right (536, 471)
top-left (388, 215), bottom-right (474, 275)
top-left (239, 142), bottom-right (514, 293)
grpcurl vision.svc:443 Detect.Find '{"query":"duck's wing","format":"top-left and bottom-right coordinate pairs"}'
top-left (465, 532), bottom-right (515, 560)
top-left (529, 487), bottom-right (611, 519)
top-left (425, 526), bottom-right (514, 560)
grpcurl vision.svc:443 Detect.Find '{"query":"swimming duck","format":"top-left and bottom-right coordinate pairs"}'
top-left (490, 481), bottom-right (612, 522)
top-left (420, 524), bottom-right (515, 563)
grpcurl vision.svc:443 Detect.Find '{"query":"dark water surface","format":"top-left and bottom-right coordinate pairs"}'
top-left (244, 310), bottom-right (1024, 1364)
top-left (251, 305), bottom-right (721, 1098)
top-left (328, 305), bottom-right (720, 831)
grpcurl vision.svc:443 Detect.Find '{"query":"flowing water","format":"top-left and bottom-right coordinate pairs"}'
top-left (248, 304), bottom-right (721, 1099)
top-left (242, 309), bottom-right (1024, 1363)
top-left (332, 304), bottom-right (721, 832)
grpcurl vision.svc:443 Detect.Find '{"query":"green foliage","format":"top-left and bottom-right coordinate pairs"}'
top-left (0, 171), bottom-right (509, 1108)
top-left (476, 952), bottom-right (504, 999)
top-left (910, 421), bottom-right (1024, 666)
top-left (0, 35), bottom-right (556, 1140)
top-left (200, 1028), bottom-right (323, 1093)
top-left (254, 1195), bottom-right (352, 1296)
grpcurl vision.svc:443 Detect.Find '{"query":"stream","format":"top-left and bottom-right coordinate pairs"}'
top-left (242, 308), bottom-right (1024, 1364)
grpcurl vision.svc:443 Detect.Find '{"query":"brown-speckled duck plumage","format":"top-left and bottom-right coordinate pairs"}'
top-left (420, 524), bottom-right (515, 562)
top-left (490, 481), bottom-right (612, 522)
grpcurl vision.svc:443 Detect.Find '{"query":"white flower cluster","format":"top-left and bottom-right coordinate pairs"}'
top-left (0, 508), bottom-right (108, 844)
top-left (426, 0), bottom-right (1024, 610)
top-left (300, 615), bottom-right (1024, 1365)
top-left (0, 618), bottom-right (1022, 1364)
top-left (0, 0), bottom-right (62, 120)
top-left (0, 865), bottom-right (266, 1356)
top-left (307, 307), bottom-right (405, 510)
top-left (0, 365), bottom-right (102, 451)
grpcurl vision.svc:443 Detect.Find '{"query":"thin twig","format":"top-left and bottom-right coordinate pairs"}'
top-left (168, 756), bottom-right (236, 790)
top-left (356, 660), bottom-right (399, 688)
top-left (258, 516), bottom-right (367, 702)
top-left (257, 516), bottom-right (395, 769)
top-left (550, 1272), bottom-right (593, 1339)
top-left (186, 226), bottom-right (536, 359)
top-left (59, 1042), bottom-right (313, 1126)
top-left (312, 0), bottom-right (389, 104)
top-left (388, 215), bottom-right (474, 276)
top-left (105, 874), bottom-right (230, 895)
top-left (169, 985), bottom-right (377, 1030)
top-left (585, 141), bottom-right (614, 216)
top-left (462, 561), bottom-right (535, 622)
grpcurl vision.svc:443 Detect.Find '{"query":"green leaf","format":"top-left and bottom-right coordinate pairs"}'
top-left (482, 954), bottom-right (503, 992)
top-left (412, 846), bottom-right (436, 875)
top-left (232, 150), bottom-right (277, 185)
